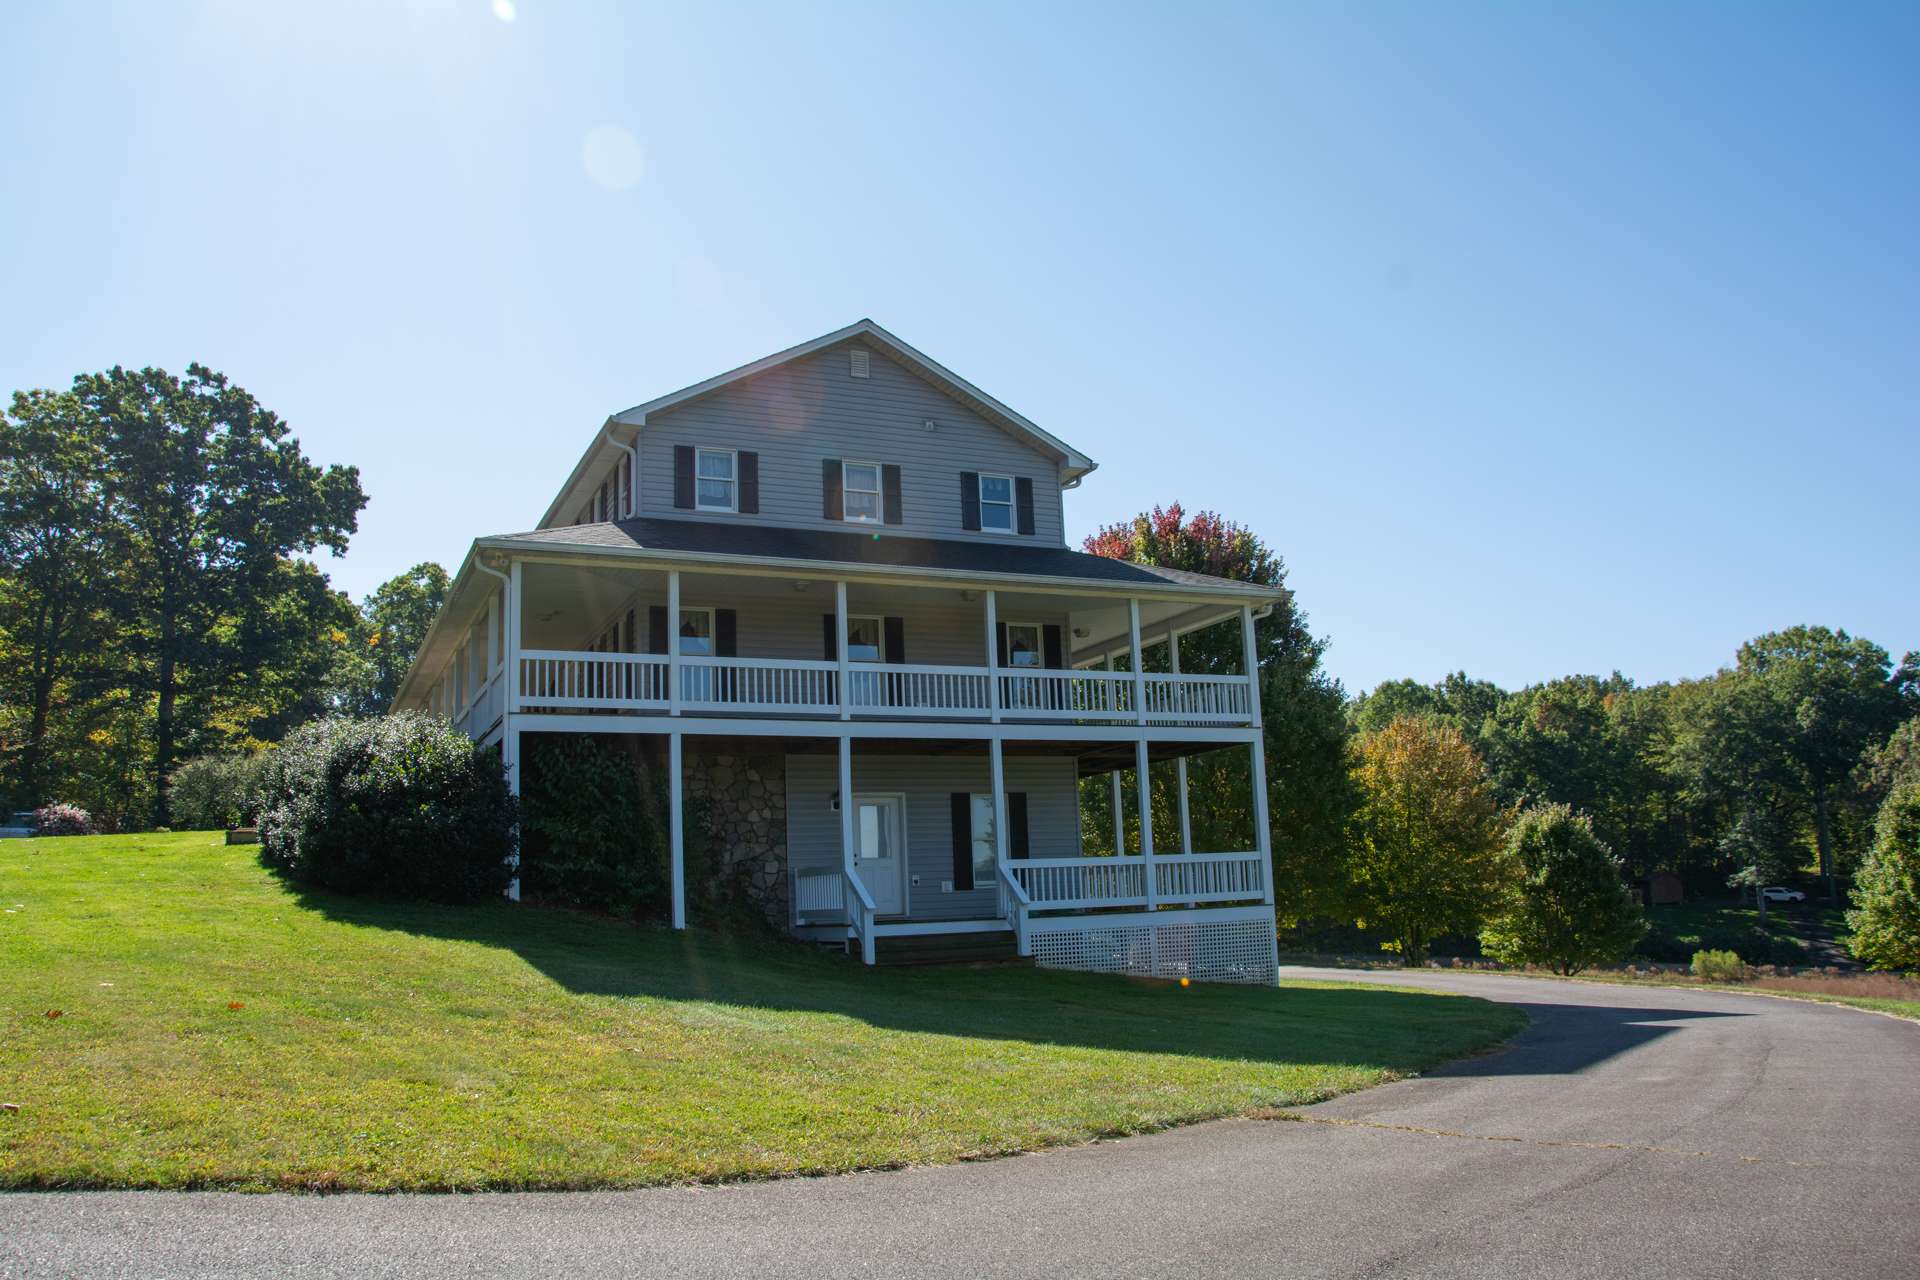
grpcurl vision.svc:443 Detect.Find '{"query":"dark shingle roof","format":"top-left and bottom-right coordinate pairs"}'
top-left (487, 517), bottom-right (1280, 597)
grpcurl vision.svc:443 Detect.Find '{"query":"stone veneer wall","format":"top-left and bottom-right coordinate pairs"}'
top-left (683, 750), bottom-right (789, 930)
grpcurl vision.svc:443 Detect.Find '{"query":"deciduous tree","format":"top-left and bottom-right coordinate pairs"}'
top-left (1480, 803), bottom-right (1646, 974)
top-left (1846, 783), bottom-right (1920, 971)
top-left (1349, 716), bottom-right (1509, 965)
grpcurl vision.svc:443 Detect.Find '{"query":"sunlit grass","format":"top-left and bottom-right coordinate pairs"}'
top-left (0, 832), bottom-right (1522, 1191)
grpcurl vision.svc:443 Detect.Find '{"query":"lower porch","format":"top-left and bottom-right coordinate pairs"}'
top-left (491, 721), bottom-right (1280, 985)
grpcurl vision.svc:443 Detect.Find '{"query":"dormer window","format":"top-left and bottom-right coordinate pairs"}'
top-left (696, 449), bottom-right (737, 512)
top-left (842, 461), bottom-right (882, 523)
top-left (979, 474), bottom-right (1014, 533)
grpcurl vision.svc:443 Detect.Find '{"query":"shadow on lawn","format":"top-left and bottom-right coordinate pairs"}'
top-left (283, 883), bottom-right (1744, 1078)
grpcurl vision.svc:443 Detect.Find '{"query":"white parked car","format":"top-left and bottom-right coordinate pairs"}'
top-left (1761, 886), bottom-right (1806, 903)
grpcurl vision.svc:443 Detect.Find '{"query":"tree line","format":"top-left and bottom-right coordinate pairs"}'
top-left (1082, 506), bottom-right (1919, 964)
top-left (0, 367), bottom-right (449, 828)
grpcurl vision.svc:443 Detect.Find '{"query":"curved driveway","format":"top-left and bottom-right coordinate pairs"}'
top-left (5, 969), bottom-right (1917, 1279)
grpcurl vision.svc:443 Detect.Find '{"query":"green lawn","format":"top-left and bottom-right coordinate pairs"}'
top-left (0, 832), bottom-right (1523, 1192)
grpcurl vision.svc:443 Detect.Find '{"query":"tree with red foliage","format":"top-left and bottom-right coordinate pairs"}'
top-left (1081, 505), bottom-right (1355, 926)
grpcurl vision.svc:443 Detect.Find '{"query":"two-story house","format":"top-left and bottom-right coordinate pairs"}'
top-left (397, 320), bottom-right (1284, 983)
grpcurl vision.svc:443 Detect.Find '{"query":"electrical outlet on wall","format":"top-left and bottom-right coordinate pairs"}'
top-left (910, 875), bottom-right (920, 887)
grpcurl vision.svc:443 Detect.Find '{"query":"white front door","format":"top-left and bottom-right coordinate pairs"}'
top-left (854, 794), bottom-right (907, 916)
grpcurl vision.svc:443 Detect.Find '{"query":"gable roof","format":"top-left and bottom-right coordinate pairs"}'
top-left (536, 319), bottom-right (1097, 530)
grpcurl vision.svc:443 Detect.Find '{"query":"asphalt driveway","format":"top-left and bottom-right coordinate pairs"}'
top-left (4, 968), bottom-right (1916, 1279)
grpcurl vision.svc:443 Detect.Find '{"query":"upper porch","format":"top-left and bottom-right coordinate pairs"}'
top-left (419, 544), bottom-right (1275, 740)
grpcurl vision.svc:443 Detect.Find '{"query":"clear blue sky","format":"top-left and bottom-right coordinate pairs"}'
top-left (4, 1), bottom-right (1914, 694)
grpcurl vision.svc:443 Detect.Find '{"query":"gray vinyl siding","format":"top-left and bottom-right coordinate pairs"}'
top-left (636, 343), bottom-right (1066, 546)
top-left (785, 754), bottom-right (1082, 921)
top-left (575, 581), bottom-right (1069, 665)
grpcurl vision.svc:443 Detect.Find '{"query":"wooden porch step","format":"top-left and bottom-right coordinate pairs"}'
top-left (863, 931), bottom-right (1027, 967)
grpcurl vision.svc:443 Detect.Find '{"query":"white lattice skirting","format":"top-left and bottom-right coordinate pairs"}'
top-left (1026, 907), bottom-right (1278, 986)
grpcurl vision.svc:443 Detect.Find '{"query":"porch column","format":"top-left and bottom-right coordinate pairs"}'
top-left (502, 724), bottom-right (521, 903)
top-left (1170, 631), bottom-right (1192, 856)
top-left (1107, 652), bottom-right (1124, 856)
top-left (835, 580), bottom-right (851, 720)
top-left (1136, 738), bottom-right (1158, 910)
top-left (667, 570), bottom-right (682, 716)
top-left (1241, 603), bottom-right (1274, 907)
top-left (989, 736), bottom-right (1009, 873)
top-left (487, 589), bottom-right (501, 673)
top-left (506, 560), bottom-right (523, 712)
top-left (1240, 604), bottom-right (1263, 725)
top-left (669, 730), bottom-right (686, 928)
top-left (839, 733), bottom-right (872, 963)
top-left (984, 590), bottom-right (1001, 723)
top-left (1127, 598), bottom-right (1148, 726)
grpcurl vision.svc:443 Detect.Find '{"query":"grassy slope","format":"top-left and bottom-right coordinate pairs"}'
top-left (0, 832), bottom-right (1522, 1192)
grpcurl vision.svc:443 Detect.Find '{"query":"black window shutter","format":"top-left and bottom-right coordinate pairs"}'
top-left (737, 451), bottom-right (759, 514)
top-left (959, 471), bottom-right (981, 531)
top-left (1015, 477), bottom-right (1035, 535)
top-left (715, 609), bottom-right (737, 658)
top-left (884, 616), bottom-right (905, 665)
top-left (881, 464), bottom-right (903, 525)
top-left (950, 793), bottom-right (974, 891)
top-left (625, 609), bottom-right (637, 653)
top-left (648, 605), bottom-right (669, 654)
top-left (822, 613), bottom-right (837, 660)
top-left (1043, 624), bottom-right (1063, 670)
top-left (996, 622), bottom-right (1009, 667)
top-left (1008, 792), bottom-right (1030, 859)
top-left (822, 459), bottom-right (843, 520)
top-left (673, 446), bottom-right (695, 510)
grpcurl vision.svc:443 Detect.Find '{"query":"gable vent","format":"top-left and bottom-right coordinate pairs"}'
top-left (849, 348), bottom-right (870, 379)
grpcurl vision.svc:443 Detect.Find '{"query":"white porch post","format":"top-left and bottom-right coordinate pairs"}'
top-left (1242, 603), bottom-right (1278, 981)
top-left (835, 580), bottom-right (851, 720)
top-left (984, 590), bottom-right (1001, 723)
top-left (1170, 631), bottom-right (1193, 857)
top-left (1106, 652), bottom-right (1124, 856)
top-left (1127, 598), bottom-right (1148, 726)
top-left (506, 560), bottom-right (523, 712)
top-left (669, 730), bottom-right (686, 929)
top-left (989, 736), bottom-right (1009, 873)
top-left (667, 569), bottom-right (682, 716)
top-left (487, 589), bottom-right (501, 673)
top-left (839, 732), bottom-right (872, 963)
top-left (1136, 737), bottom-right (1158, 910)
top-left (502, 723), bottom-right (521, 902)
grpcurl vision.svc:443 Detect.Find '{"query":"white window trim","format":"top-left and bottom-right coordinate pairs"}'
top-left (1005, 619), bottom-right (1043, 668)
top-left (978, 472), bottom-right (1016, 535)
top-left (677, 605), bottom-right (716, 656)
top-left (841, 459), bottom-right (883, 525)
top-left (967, 792), bottom-right (997, 885)
top-left (845, 613), bottom-right (885, 664)
top-left (695, 448), bottom-right (738, 514)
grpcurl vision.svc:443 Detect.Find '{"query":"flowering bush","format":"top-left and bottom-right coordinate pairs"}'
top-left (1690, 949), bottom-right (1747, 982)
top-left (32, 803), bottom-right (96, 836)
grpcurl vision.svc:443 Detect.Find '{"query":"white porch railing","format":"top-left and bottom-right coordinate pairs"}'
top-left (511, 651), bottom-right (1255, 725)
top-left (998, 668), bottom-right (1136, 720)
top-left (844, 867), bottom-right (877, 965)
top-left (1143, 674), bottom-right (1254, 724)
top-left (1003, 856), bottom-right (1150, 909)
top-left (519, 650), bottom-right (667, 709)
top-left (997, 862), bottom-right (1033, 956)
top-left (454, 667), bottom-right (506, 739)
top-left (847, 664), bottom-right (991, 715)
top-left (679, 657), bottom-right (838, 715)
top-left (1154, 851), bottom-right (1266, 903)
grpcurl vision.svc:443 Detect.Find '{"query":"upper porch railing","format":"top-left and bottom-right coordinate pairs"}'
top-left (515, 650), bottom-right (1254, 725)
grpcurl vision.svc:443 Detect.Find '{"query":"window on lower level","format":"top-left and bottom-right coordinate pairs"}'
top-left (1006, 622), bottom-right (1041, 668)
top-left (968, 794), bottom-right (996, 882)
top-left (845, 615), bottom-right (883, 663)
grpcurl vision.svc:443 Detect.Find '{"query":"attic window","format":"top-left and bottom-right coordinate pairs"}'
top-left (849, 348), bottom-right (870, 379)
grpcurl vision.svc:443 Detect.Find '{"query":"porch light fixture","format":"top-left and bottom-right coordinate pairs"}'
top-left (792, 581), bottom-right (811, 592)
top-left (958, 590), bottom-right (976, 603)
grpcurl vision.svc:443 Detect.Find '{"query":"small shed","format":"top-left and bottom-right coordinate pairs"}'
top-left (1648, 871), bottom-right (1684, 906)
